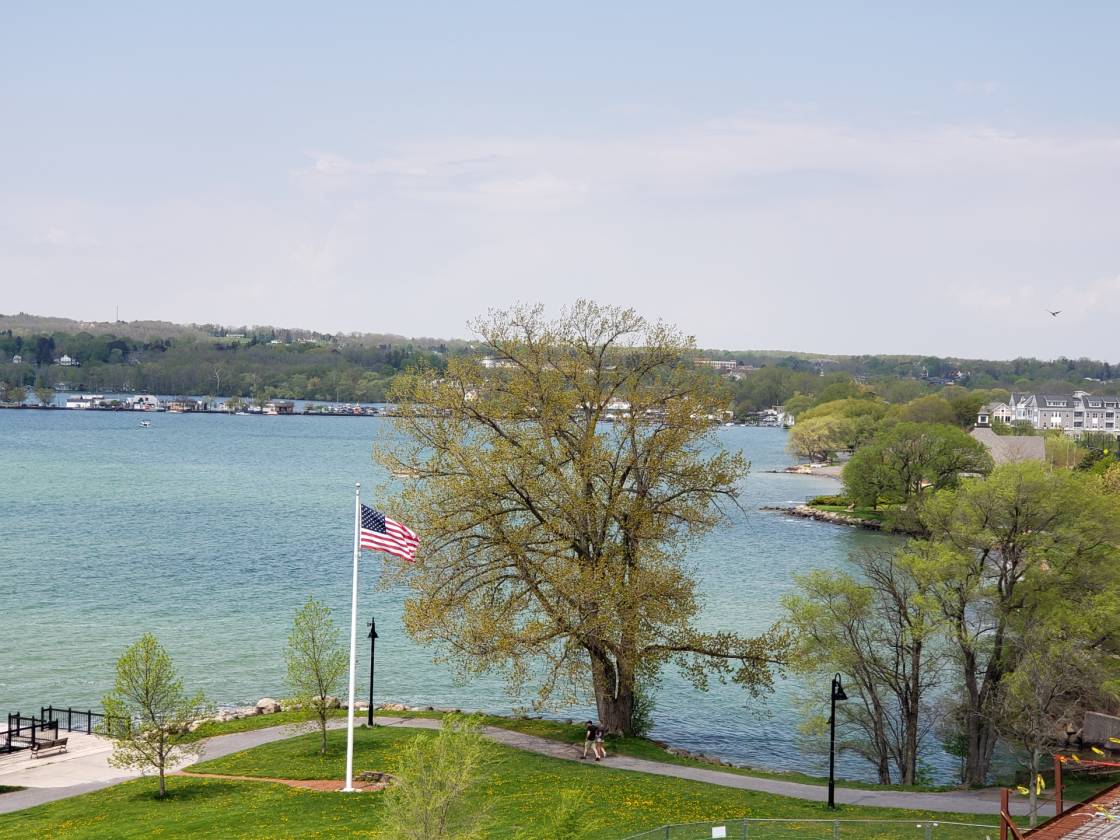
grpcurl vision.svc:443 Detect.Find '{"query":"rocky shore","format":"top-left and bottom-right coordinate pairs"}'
top-left (760, 504), bottom-right (883, 531)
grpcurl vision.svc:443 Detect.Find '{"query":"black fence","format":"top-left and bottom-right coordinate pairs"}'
top-left (40, 706), bottom-right (113, 736)
top-left (2, 714), bottom-right (58, 754)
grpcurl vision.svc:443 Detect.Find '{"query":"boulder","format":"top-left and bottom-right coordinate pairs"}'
top-left (256, 697), bottom-right (282, 714)
top-left (379, 702), bottom-right (409, 712)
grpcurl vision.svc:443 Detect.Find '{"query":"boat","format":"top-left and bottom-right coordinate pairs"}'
top-left (139, 420), bottom-right (151, 428)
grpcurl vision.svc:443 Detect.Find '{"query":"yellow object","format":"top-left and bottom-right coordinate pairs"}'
top-left (1036, 774), bottom-right (1046, 794)
top-left (1016, 786), bottom-right (1030, 796)
top-left (1071, 753), bottom-right (1082, 763)
top-left (1109, 737), bottom-right (1120, 745)
top-left (1092, 746), bottom-right (1106, 756)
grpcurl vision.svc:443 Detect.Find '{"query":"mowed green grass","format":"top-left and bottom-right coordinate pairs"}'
top-left (0, 726), bottom-right (1005, 840)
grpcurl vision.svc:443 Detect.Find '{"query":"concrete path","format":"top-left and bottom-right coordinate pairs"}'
top-left (1, 715), bottom-right (1053, 819)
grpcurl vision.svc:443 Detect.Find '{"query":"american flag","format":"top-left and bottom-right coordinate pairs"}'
top-left (360, 505), bottom-right (419, 562)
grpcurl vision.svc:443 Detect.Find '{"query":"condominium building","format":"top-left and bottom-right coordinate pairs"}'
top-left (977, 391), bottom-right (1120, 434)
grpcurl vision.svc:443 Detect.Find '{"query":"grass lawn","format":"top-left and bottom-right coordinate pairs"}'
top-left (187, 707), bottom-right (956, 793)
top-left (809, 503), bottom-right (888, 523)
top-left (0, 725), bottom-right (1003, 840)
top-left (373, 710), bottom-right (957, 793)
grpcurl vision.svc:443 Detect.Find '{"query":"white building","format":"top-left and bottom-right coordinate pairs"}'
top-left (695, 359), bottom-right (740, 372)
top-left (128, 394), bottom-right (161, 411)
top-left (11, 354), bottom-right (22, 364)
top-left (977, 391), bottom-right (1119, 435)
top-left (57, 354), bottom-right (80, 367)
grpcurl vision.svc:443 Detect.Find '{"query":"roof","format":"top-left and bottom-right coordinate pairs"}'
top-left (1026, 782), bottom-right (1120, 839)
top-left (970, 428), bottom-right (1046, 464)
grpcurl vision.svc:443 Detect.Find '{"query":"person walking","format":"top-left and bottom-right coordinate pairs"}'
top-left (593, 723), bottom-right (607, 761)
top-left (581, 720), bottom-right (596, 759)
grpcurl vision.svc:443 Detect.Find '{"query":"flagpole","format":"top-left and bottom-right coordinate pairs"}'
top-left (342, 481), bottom-right (360, 792)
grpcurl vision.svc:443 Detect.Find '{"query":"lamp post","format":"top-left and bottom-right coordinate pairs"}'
top-left (828, 673), bottom-right (848, 809)
top-left (367, 618), bottom-right (378, 727)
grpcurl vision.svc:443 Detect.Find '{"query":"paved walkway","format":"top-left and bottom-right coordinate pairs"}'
top-left (0, 715), bottom-right (1054, 819)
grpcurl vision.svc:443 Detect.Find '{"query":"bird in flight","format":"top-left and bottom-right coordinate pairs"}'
top-left (1047, 309), bottom-right (1062, 317)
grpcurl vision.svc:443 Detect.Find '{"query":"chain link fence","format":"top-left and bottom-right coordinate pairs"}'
top-left (621, 818), bottom-right (1002, 840)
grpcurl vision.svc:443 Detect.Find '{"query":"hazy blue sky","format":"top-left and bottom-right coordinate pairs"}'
top-left (3, 2), bottom-right (1119, 358)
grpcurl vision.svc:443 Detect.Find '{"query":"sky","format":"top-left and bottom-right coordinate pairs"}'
top-left (2, 2), bottom-right (1119, 359)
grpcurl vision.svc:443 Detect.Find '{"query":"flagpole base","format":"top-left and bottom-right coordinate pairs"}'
top-left (340, 787), bottom-right (358, 793)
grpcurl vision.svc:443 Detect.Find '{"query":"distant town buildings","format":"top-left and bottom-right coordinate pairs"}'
top-left (56, 354), bottom-right (79, 367)
top-left (977, 391), bottom-right (1119, 435)
top-left (695, 359), bottom-right (740, 372)
top-left (10, 354), bottom-right (21, 364)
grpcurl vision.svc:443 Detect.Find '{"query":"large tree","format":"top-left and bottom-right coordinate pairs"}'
top-left (842, 422), bottom-right (993, 512)
top-left (381, 302), bottom-right (786, 734)
top-left (911, 462), bottom-right (1120, 785)
top-left (783, 547), bottom-right (942, 785)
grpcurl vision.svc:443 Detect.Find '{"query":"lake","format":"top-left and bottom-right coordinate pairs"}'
top-left (0, 409), bottom-right (949, 781)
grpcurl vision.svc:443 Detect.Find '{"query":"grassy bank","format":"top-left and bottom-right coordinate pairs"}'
top-left (188, 707), bottom-right (955, 793)
top-left (0, 726), bottom-right (1005, 839)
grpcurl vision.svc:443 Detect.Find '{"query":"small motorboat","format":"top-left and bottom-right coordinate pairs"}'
top-left (139, 420), bottom-right (152, 428)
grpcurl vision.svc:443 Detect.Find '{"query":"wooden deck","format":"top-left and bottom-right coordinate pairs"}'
top-left (1027, 783), bottom-right (1120, 838)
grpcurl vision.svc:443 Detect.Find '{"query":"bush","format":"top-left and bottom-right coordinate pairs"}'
top-left (808, 495), bottom-right (850, 506)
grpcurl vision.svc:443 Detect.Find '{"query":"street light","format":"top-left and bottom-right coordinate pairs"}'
top-left (828, 673), bottom-right (848, 809)
top-left (367, 618), bottom-right (378, 727)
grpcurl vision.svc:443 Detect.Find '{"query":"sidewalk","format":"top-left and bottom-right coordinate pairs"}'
top-left (0, 715), bottom-right (1054, 819)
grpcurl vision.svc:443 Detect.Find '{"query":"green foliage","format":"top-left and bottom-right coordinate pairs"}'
top-left (899, 395), bottom-right (956, 425)
top-left (841, 422), bottom-right (992, 512)
top-left (912, 463), bottom-right (1120, 785)
top-left (381, 715), bottom-right (493, 840)
top-left (787, 415), bottom-right (855, 462)
top-left (807, 494), bottom-right (849, 506)
top-left (284, 596), bottom-right (348, 754)
top-left (799, 398), bottom-right (888, 423)
top-left (782, 548), bottom-right (942, 785)
top-left (100, 633), bottom-right (210, 798)
top-left (383, 302), bottom-right (783, 736)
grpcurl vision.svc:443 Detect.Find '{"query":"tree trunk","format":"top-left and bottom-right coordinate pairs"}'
top-left (1028, 749), bottom-right (1040, 828)
top-left (964, 713), bottom-right (999, 786)
top-left (320, 713), bottom-right (328, 754)
top-left (159, 765), bottom-right (166, 798)
top-left (589, 649), bottom-right (635, 735)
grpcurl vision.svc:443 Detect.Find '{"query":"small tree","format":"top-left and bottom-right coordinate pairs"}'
top-left (100, 633), bottom-right (210, 798)
top-left (33, 385), bottom-right (54, 407)
top-left (382, 715), bottom-right (492, 840)
top-left (997, 634), bottom-right (1110, 827)
top-left (284, 596), bottom-right (348, 753)
top-left (5, 383), bottom-right (26, 405)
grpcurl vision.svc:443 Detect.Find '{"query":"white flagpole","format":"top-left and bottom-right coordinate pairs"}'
top-left (342, 481), bottom-right (361, 792)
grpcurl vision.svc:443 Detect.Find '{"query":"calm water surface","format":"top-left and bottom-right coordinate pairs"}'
top-left (0, 410), bottom-right (950, 780)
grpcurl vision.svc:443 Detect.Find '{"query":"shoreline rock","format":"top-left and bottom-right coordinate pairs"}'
top-left (760, 504), bottom-right (882, 531)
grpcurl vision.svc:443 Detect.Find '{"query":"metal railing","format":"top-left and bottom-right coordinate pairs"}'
top-left (3, 714), bottom-right (59, 753)
top-left (621, 819), bottom-right (1004, 839)
top-left (40, 706), bottom-right (116, 735)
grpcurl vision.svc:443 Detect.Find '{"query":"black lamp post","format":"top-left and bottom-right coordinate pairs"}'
top-left (828, 672), bottom-right (848, 809)
top-left (367, 618), bottom-right (378, 727)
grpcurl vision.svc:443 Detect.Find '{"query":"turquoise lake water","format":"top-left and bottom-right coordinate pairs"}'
top-left (1, 410), bottom-right (948, 781)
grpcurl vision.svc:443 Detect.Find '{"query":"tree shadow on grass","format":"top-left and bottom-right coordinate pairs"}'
top-left (122, 778), bottom-right (259, 805)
